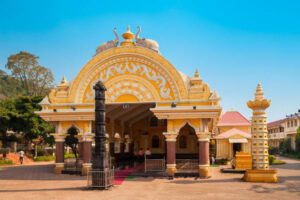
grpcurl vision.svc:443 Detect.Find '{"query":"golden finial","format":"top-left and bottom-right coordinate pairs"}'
top-left (194, 69), bottom-right (199, 78)
top-left (121, 26), bottom-right (135, 46)
top-left (254, 83), bottom-right (264, 101)
top-left (61, 76), bottom-right (67, 84)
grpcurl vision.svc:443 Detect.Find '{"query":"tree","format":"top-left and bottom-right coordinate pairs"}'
top-left (296, 126), bottom-right (300, 153)
top-left (279, 137), bottom-right (293, 154)
top-left (0, 99), bottom-right (16, 157)
top-left (0, 69), bottom-right (25, 100)
top-left (65, 127), bottom-right (79, 159)
top-left (5, 51), bottom-right (54, 96)
top-left (13, 96), bottom-right (54, 145)
top-left (0, 96), bottom-right (54, 152)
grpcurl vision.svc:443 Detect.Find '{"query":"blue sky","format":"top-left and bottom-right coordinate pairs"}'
top-left (0, 0), bottom-right (299, 121)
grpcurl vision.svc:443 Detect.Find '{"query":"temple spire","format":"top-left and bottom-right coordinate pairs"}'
top-left (194, 69), bottom-right (199, 78)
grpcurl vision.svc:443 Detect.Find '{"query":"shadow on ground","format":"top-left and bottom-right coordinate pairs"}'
top-left (0, 164), bottom-right (85, 180)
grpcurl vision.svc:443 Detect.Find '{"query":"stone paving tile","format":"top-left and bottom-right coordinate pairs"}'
top-left (0, 157), bottom-right (299, 200)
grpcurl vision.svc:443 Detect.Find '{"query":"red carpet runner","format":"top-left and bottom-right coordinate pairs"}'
top-left (114, 165), bottom-right (144, 185)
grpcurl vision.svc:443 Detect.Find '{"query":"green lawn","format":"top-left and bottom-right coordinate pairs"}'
top-left (271, 160), bottom-right (286, 165)
top-left (0, 159), bottom-right (14, 165)
top-left (34, 156), bottom-right (55, 161)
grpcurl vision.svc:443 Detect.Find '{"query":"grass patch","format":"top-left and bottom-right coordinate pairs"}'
top-left (34, 156), bottom-right (55, 161)
top-left (64, 153), bottom-right (78, 159)
top-left (210, 165), bottom-right (220, 167)
top-left (0, 159), bottom-right (14, 165)
top-left (126, 175), bottom-right (136, 179)
top-left (271, 160), bottom-right (286, 165)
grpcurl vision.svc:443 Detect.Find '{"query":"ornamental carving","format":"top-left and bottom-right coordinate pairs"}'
top-left (78, 56), bottom-right (180, 103)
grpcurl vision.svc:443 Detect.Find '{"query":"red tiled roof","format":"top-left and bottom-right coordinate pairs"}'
top-left (267, 119), bottom-right (286, 128)
top-left (217, 111), bottom-right (251, 127)
top-left (215, 128), bottom-right (251, 139)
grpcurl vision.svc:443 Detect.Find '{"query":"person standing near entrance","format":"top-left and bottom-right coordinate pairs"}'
top-left (145, 148), bottom-right (151, 158)
top-left (19, 150), bottom-right (24, 165)
top-left (138, 148), bottom-right (144, 163)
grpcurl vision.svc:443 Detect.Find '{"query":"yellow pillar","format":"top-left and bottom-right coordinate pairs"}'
top-left (243, 83), bottom-right (277, 183)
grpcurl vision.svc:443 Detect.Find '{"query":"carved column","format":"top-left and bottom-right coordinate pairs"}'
top-left (51, 133), bottom-right (69, 174)
top-left (196, 132), bottom-right (210, 178)
top-left (163, 132), bottom-right (178, 177)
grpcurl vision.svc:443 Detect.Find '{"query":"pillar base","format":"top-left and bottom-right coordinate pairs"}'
top-left (82, 163), bottom-right (92, 176)
top-left (54, 163), bottom-right (64, 174)
top-left (243, 169), bottom-right (278, 183)
top-left (198, 166), bottom-right (210, 178)
top-left (166, 165), bottom-right (177, 177)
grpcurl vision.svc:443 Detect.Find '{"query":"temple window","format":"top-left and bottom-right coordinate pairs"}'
top-left (179, 135), bottom-right (187, 149)
top-left (150, 116), bottom-right (158, 127)
top-left (291, 121), bottom-right (293, 127)
top-left (151, 135), bottom-right (160, 148)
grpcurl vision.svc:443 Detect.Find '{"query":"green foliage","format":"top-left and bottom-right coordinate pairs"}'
top-left (271, 160), bottom-right (286, 165)
top-left (215, 158), bottom-right (228, 165)
top-left (282, 152), bottom-right (300, 159)
top-left (0, 96), bottom-right (55, 147)
top-left (0, 147), bottom-right (10, 154)
top-left (64, 152), bottom-right (77, 159)
top-left (34, 155), bottom-right (55, 161)
top-left (279, 138), bottom-right (293, 154)
top-left (269, 155), bottom-right (276, 164)
top-left (269, 146), bottom-right (279, 155)
top-left (65, 127), bottom-right (79, 159)
top-left (296, 126), bottom-right (300, 153)
top-left (0, 69), bottom-right (25, 100)
top-left (5, 51), bottom-right (54, 96)
top-left (0, 159), bottom-right (14, 165)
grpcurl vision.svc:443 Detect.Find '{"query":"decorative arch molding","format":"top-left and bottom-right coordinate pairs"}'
top-left (62, 122), bottom-right (83, 134)
top-left (100, 75), bottom-right (159, 103)
top-left (69, 46), bottom-right (187, 104)
top-left (175, 120), bottom-right (200, 133)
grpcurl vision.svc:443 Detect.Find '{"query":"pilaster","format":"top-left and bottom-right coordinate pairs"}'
top-left (196, 132), bottom-right (210, 178)
top-left (51, 133), bottom-right (69, 174)
top-left (163, 132), bottom-right (178, 177)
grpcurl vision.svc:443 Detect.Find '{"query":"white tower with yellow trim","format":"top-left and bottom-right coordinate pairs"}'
top-left (247, 83), bottom-right (270, 169)
top-left (243, 83), bottom-right (278, 182)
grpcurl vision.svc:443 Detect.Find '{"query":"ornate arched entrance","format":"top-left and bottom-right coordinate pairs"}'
top-left (37, 26), bottom-right (222, 177)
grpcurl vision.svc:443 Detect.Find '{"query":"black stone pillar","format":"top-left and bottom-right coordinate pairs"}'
top-left (92, 81), bottom-right (110, 171)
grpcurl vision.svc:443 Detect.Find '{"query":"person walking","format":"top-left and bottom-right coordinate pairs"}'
top-left (19, 150), bottom-right (24, 165)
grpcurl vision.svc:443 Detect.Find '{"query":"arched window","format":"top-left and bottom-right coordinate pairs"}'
top-left (150, 117), bottom-right (158, 127)
top-left (152, 135), bottom-right (160, 148)
top-left (179, 135), bottom-right (187, 149)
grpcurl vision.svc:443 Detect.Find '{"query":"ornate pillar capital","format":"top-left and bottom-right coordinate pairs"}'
top-left (196, 132), bottom-right (210, 141)
top-left (50, 133), bottom-right (69, 142)
top-left (163, 132), bottom-right (179, 141)
top-left (76, 133), bottom-right (94, 142)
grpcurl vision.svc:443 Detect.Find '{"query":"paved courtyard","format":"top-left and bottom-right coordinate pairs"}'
top-left (0, 157), bottom-right (299, 200)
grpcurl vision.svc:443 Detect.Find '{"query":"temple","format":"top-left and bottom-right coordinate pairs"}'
top-left (36, 26), bottom-right (222, 177)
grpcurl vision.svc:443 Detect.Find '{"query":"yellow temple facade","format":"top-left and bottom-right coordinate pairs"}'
top-left (37, 26), bottom-right (222, 177)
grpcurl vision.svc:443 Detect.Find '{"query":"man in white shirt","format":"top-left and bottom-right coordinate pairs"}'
top-left (19, 150), bottom-right (24, 165)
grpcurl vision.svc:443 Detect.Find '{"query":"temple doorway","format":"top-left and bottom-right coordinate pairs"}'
top-left (104, 102), bottom-right (167, 169)
top-left (233, 143), bottom-right (242, 156)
